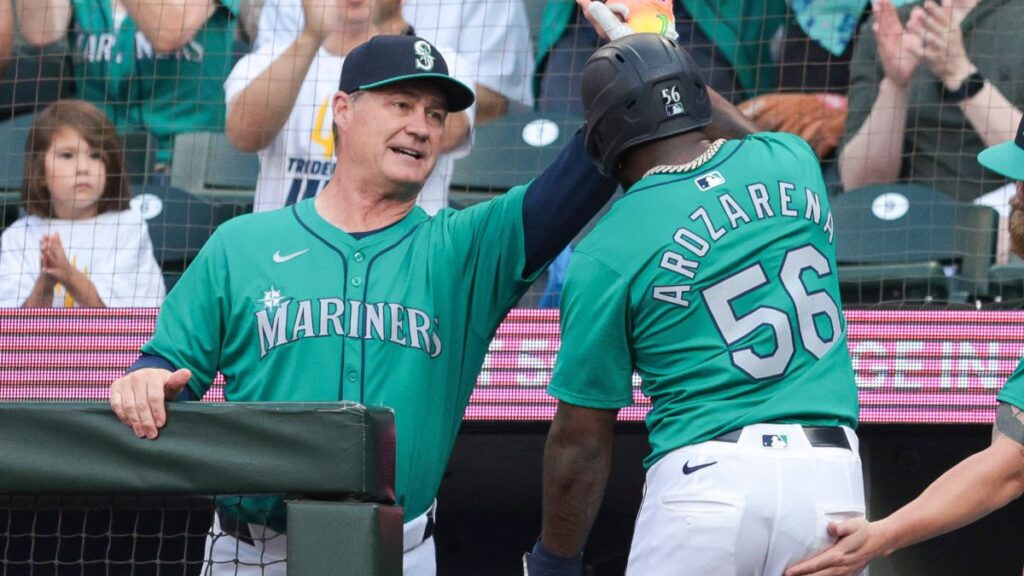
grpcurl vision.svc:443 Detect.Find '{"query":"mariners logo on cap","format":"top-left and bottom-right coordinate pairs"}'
top-left (414, 40), bottom-right (435, 71)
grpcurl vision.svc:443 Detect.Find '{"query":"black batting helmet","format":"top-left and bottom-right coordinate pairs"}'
top-left (581, 33), bottom-right (712, 177)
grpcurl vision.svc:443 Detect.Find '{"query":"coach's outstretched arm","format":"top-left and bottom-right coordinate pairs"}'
top-left (786, 402), bottom-right (1024, 576)
top-left (109, 367), bottom-right (193, 440)
top-left (525, 402), bottom-right (617, 574)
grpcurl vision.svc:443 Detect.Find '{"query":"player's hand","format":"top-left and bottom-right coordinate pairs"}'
top-left (784, 517), bottom-right (881, 576)
top-left (577, 0), bottom-right (632, 42)
top-left (906, 0), bottom-right (972, 91)
top-left (873, 0), bottom-right (922, 90)
top-left (109, 367), bottom-right (192, 440)
top-left (523, 539), bottom-right (582, 576)
top-left (576, 0), bottom-right (678, 43)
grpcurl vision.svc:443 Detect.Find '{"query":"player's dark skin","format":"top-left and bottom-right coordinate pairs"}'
top-left (618, 130), bottom-right (714, 190)
top-left (541, 115), bottom-right (755, 559)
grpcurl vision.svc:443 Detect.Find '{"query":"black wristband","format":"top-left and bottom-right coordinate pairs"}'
top-left (940, 70), bottom-right (985, 102)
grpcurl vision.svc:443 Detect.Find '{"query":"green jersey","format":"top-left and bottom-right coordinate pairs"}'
top-left (549, 132), bottom-right (859, 468)
top-left (70, 0), bottom-right (240, 163)
top-left (142, 192), bottom-right (538, 526)
top-left (997, 359), bottom-right (1024, 411)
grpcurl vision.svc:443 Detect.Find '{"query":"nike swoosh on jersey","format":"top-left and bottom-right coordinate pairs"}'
top-left (682, 460), bottom-right (718, 475)
top-left (272, 249), bottom-right (310, 263)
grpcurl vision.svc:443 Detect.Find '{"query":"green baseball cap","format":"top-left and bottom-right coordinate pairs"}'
top-left (978, 116), bottom-right (1024, 181)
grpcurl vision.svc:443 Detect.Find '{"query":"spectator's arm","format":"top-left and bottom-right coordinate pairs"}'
top-left (839, 77), bottom-right (910, 190)
top-left (0, 0), bottom-right (14, 77)
top-left (441, 109), bottom-right (471, 153)
top-left (958, 83), bottom-right (1024, 149)
top-left (839, 1), bottom-right (920, 191)
top-left (15, 0), bottom-right (71, 47)
top-left (20, 274), bottom-right (56, 308)
top-left (226, 30), bottom-right (322, 152)
top-left (907, 0), bottom-right (1022, 150)
top-left (59, 267), bottom-right (105, 307)
top-left (474, 84), bottom-right (508, 125)
top-left (119, 0), bottom-right (218, 53)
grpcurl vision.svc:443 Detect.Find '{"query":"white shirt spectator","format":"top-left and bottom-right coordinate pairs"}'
top-left (225, 40), bottom-right (476, 214)
top-left (254, 0), bottom-right (534, 107)
top-left (0, 210), bottom-right (166, 307)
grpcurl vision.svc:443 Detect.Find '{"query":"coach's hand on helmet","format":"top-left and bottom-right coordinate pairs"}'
top-left (109, 367), bottom-right (192, 440)
top-left (577, 0), bottom-right (678, 43)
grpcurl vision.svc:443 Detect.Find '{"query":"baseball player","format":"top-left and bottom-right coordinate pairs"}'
top-left (109, 33), bottom-right (630, 576)
top-left (525, 33), bottom-right (865, 576)
top-left (225, 0), bottom-right (475, 215)
top-left (785, 117), bottom-right (1024, 576)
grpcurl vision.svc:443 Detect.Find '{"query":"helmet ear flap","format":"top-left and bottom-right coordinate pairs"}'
top-left (581, 33), bottom-right (713, 177)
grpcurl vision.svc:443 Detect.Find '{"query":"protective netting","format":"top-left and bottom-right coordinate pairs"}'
top-left (0, 1), bottom-right (1018, 307)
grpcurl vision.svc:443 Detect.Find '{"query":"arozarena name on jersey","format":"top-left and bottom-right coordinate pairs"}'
top-left (255, 298), bottom-right (442, 359)
top-left (655, 181), bottom-right (833, 308)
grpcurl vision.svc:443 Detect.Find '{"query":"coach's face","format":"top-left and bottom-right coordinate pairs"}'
top-left (1010, 181), bottom-right (1024, 259)
top-left (334, 80), bottom-right (447, 198)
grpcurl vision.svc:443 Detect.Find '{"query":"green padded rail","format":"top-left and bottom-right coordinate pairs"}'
top-left (288, 501), bottom-right (403, 576)
top-left (0, 402), bottom-right (395, 500)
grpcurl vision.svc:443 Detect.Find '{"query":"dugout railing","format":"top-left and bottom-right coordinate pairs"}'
top-left (0, 402), bottom-right (402, 575)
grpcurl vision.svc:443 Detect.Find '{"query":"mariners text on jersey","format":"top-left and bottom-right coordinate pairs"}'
top-left (254, 293), bottom-right (443, 359)
top-left (654, 179), bottom-right (834, 308)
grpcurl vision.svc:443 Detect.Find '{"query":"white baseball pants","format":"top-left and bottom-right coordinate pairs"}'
top-left (626, 424), bottom-right (867, 576)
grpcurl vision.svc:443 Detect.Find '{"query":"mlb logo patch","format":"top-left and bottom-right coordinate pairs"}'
top-left (695, 171), bottom-right (725, 191)
top-left (665, 102), bottom-right (685, 117)
top-left (762, 434), bottom-right (789, 449)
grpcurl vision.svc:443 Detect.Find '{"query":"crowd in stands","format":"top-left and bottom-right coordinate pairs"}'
top-left (0, 0), bottom-right (1022, 308)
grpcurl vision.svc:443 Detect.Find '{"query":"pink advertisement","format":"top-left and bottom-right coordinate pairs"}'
top-left (3, 309), bottom-right (1022, 424)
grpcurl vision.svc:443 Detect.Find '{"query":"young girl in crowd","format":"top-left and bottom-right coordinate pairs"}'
top-left (0, 100), bottom-right (165, 307)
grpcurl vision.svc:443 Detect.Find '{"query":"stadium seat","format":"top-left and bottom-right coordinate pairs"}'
top-left (0, 48), bottom-right (71, 121)
top-left (132, 184), bottom-right (240, 290)
top-left (0, 112), bottom-right (34, 192)
top-left (0, 113), bottom-right (33, 229)
top-left (987, 262), bottom-right (1024, 307)
top-left (832, 184), bottom-right (998, 306)
top-left (450, 108), bottom-right (581, 205)
top-left (169, 131), bottom-right (259, 202)
top-left (121, 130), bottom-right (157, 185)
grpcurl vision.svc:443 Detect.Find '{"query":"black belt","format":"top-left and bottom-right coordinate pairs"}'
top-left (217, 509), bottom-right (254, 546)
top-left (713, 426), bottom-right (850, 450)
